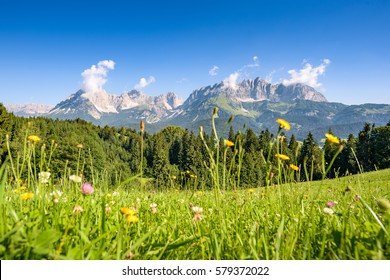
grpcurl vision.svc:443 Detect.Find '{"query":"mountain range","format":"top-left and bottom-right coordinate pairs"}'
top-left (4, 78), bottom-right (390, 141)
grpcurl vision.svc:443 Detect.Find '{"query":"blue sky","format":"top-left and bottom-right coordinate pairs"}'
top-left (1, 0), bottom-right (389, 105)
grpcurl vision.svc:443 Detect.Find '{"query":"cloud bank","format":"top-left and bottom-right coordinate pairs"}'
top-left (283, 59), bottom-right (330, 88)
top-left (81, 60), bottom-right (115, 93)
top-left (134, 76), bottom-right (156, 90)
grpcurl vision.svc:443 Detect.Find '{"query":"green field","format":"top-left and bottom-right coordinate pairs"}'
top-left (1, 165), bottom-right (389, 260)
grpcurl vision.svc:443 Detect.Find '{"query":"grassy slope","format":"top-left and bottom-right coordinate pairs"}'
top-left (1, 168), bottom-right (389, 260)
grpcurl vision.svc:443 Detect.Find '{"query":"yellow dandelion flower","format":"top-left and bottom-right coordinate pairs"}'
top-left (248, 188), bottom-right (255, 193)
top-left (21, 192), bottom-right (34, 200)
top-left (275, 153), bottom-right (290, 161)
top-left (290, 164), bottom-right (299, 171)
top-left (20, 186), bottom-right (27, 191)
top-left (172, 175), bottom-right (177, 180)
top-left (224, 139), bottom-right (234, 147)
top-left (121, 207), bottom-right (136, 216)
top-left (325, 133), bottom-right (340, 144)
top-left (28, 135), bottom-right (41, 142)
top-left (276, 119), bottom-right (291, 131)
top-left (126, 214), bottom-right (139, 223)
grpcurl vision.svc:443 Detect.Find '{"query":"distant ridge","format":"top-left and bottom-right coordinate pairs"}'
top-left (4, 78), bottom-right (390, 141)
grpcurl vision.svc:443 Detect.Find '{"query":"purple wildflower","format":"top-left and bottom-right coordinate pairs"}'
top-left (326, 201), bottom-right (335, 208)
top-left (80, 182), bottom-right (94, 195)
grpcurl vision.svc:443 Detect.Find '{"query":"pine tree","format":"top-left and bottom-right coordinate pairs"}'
top-left (298, 132), bottom-right (322, 181)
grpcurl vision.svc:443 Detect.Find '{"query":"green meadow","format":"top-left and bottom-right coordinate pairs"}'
top-left (0, 108), bottom-right (389, 260)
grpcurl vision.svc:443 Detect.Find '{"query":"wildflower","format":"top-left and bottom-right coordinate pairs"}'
top-left (121, 207), bottom-right (136, 216)
top-left (192, 206), bottom-right (203, 213)
top-left (275, 153), bottom-right (290, 161)
top-left (39, 172), bottom-right (51, 183)
top-left (28, 135), bottom-right (41, 142)
top-left (190, 174), bottom-right (197, 179)
top-left (172, 175), bottom-right (177, 180)
top-left (248, 188), bottom-right (255, 193)
top-left (192, 205), bottom-right (204, 221)
top-left (105, 205), bottom-right (112, 213)
top-left (354, 195), bottom-right (360, 202)
top-left (73, 205), bottom-right (83, 214)
top-left (76, 144), bottom-right (83, 149)
top-left (290, 164), bottom-right (299, 171)
top-left (150, 203), bottom-right (158, 214)
top-left (69, 175), bottom-right (82, 183)
top-left (20, 186), bottom-right (27, 191)
top-left (276, 119), bottom-right (290, 131)
top-left (224, 139), bottom-right (234, 147)
top-left (80, 182), bottom-right (94, 195)
top-left (193, 213), bottom-right (203, 221)
top-left (20, 192), bottom-right (34, 200)
top-left (50, 190), bottom-right (63, 201)
top-left (126, 214), bottom-right (139, 223)
top-left (326, 201), bottom-right (335, 208)
top-left (325, 133), bottom-right (340, 144)
top-left (323, 207), bottom-right (334, 215)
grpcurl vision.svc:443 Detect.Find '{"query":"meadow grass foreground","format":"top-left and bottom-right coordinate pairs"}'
top-left (0, 113), bottom-right (390, 260)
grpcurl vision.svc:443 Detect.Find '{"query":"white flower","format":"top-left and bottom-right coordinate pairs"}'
top-left (150, 203), bottom-right (157, 208)
top-left (192, 206), bottom-right (203, 213)
top-left (323, 207), bottom-right (334, 215)
top-left (50, 190), bottom-right (63, 197)
top-left (39, 172), bottom-right (51, 183)
top-left (69, 175), bottom-right (82, 183)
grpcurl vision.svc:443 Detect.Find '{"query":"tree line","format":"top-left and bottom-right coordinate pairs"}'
top-left (1, 103), bottom-right (389, 189)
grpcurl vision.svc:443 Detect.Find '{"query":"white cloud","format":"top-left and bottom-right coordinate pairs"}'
top-left (81, 60), bottom-right (115, 93)
top-left (223, 72), bottom-right (240, 90)
top-left (282, 59), bottom-right (331, 88)
top-left (134, 76), bottom-right (156, 90)
top-left (208, 65), bottom-right (219, 76)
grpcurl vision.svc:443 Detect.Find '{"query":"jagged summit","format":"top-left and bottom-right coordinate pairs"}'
top-left (183, 78), bottom-right (327, 109)
top-left (48, 89), bottom-right (184, 122)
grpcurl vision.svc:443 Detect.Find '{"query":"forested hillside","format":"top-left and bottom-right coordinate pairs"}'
top-left (1, 103), bottom-right (389, 189)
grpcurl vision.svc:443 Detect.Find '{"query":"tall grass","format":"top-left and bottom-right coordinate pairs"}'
top-left (0, 110), bottom-right (389, 260)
